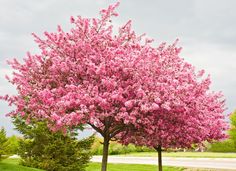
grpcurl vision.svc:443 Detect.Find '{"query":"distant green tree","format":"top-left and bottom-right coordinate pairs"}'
top-left (0, 127), bottom-right (8, 161)
top-left (229, 110), bottom-right (236, 148)
top-left (5, 135), bottom-right (20, 155)
top-left (13, 116), bottom-right (94, 171)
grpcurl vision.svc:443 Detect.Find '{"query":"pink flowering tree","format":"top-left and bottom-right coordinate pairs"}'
top-left (117, 42), bottom-right (228, 171)
top-left (1, 2), bottom-right (228, 171)
top-left (1, 3), bottom-right (163, 171)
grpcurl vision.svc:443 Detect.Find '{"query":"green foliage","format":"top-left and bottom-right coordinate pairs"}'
top-left (91, 137), bottom-right (154, 155)
top-left (230, 111), bottom-right (236, 127)
top-left (13, 117), bottom-right (94, 171)
top-left (208, 139), bottom-right (236, 152)
top-left (229, 110), bottom-right (236, 149)
top-left (0, 127), bottom-right (8, 161)
top-left (5, 135), bottom-right (20, 155)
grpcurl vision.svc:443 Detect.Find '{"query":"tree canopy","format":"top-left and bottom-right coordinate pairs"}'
top-left (1, 2), bottom-right (228, 171)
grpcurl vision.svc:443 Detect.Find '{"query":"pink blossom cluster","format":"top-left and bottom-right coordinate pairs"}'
top-left (118, 40), bottom-right (228, 148)
top-left (1, 2), bottom-right (227, 147)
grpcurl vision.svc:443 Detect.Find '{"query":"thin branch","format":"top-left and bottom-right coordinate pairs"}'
top-left (109, 127), bottom-right (126, 139)
top-left (87, 122), bottom-right (104, 136)
top-left (110, 137), bottom-right (118, 141)
top-left (109, 124), bottom-right (124, 135)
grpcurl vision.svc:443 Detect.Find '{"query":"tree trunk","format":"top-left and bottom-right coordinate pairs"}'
top-left (155, 145), bottom-right (162, 171)
top-left (101, 136), bottom-right (110, 171)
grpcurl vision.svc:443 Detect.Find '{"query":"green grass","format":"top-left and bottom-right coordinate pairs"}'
top-left (86, 162), bottom-right (184, 171)
top-left (1, 158), bottom-right (184, 171)
top-left (119, 151), bottom-right (236, 158)
top-left (3, 157), bottom-right (229, 171)
top-left (0, 158), bottom-right (44, 171)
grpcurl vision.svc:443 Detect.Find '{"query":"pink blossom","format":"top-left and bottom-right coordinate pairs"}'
top-left (0, 2), bottom-right (228, 167)
top-left (124, 100), bottom-right (133, 109)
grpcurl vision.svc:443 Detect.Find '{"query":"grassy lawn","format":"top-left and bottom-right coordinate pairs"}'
top-left (0, 158), bottom-right (43, 171)
top-left (1, 158), bottom-right (184, 171)
top-left (87, 162), bottom-right (184, 171)
top-left (1, 158), bottom-right (230, 171)
top-left (119, 152), bottom-right (236, 158)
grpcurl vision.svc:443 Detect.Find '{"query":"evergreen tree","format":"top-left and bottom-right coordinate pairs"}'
top-left (0, 127), bottom-right (8, 161)
top-left (13, 116), bottom-right (94, 171)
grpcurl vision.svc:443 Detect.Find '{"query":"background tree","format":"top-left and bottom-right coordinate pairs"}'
top-left (5, 135), bottom-right (20, 155)
top-left (118, 42), bottom-right (228, 171)
top-left (13, 116), bottom-right (94, 171)
top-left (0, 127), bottom-right (8, 161)
top-left (229, 110), bottom-right (236, 148)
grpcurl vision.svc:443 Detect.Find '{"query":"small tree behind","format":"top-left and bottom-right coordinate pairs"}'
top-left (5, 135), bottom-right (20, 155)
top-left (118, 42), bottom-right (228, 171)
top-left (229, 110), bottom-right (236, 148)
top-left (13, 116), bottom-right (94, 171)
top-left (0, 127), bottom-right (8, 161)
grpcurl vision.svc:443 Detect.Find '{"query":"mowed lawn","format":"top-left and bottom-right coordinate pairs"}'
top-left (87, 162), bottom-right (184, 171)
top-left (0, 158), bottom-right (184, 171)
top-left (0, 158), bottom-right (43, 171)
top-left (119, 152), bottom-right (236, 158)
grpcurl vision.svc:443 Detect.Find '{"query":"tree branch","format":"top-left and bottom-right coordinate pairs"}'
top-left (109, 126), bottom-right (126, 139)
top-left (87, 122), bottom-right (104, 136)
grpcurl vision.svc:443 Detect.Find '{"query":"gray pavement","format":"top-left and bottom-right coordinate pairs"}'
top-left (92, 156), bottom-right (236, 170)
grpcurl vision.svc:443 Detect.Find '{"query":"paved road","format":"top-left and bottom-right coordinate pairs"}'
top-left (92, 156), bottom-right (236, 170)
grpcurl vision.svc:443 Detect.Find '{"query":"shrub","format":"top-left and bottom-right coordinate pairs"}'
top-left (14, 117), bottom-right (94, 171)
top-left (208, 140), bottom-right (236, 152)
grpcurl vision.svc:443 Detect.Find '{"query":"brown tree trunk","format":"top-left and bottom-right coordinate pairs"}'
top-left (101, 136), bottom-right (110, 171)
top-left (155, 145), bottom-right (162, 171)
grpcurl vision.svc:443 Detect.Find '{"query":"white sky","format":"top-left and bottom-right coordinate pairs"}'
top-left (0, 0), bottom-right (236, 136)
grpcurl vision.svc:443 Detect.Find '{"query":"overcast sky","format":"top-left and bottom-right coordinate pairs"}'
top-left (0, 0), bottom-right (236, 136)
